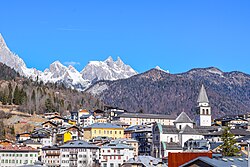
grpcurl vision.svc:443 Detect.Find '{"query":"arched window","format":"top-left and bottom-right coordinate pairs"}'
top-left (202, 109), bottom-right (205, 114)
top-left (206, 109), bottom-right (209, 115)
top-left (170, 137), bottom-right (173, 142)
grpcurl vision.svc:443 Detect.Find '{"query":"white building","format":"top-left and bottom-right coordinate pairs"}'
top-left (42, 146), bottom-right (60, 167)
top-left (114, 113), bottom-right (175, 126)
top-left (0, 145), bottom-right (39, 167)
top-left (100, 141), bottom-right (134, 167)
top-left (59, 140), bottom-right (100, 167)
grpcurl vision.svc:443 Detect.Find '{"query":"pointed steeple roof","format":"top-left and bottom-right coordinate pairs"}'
top-left (174, 112), bottom-right (193, 123)
top-left (197, 84), bottom-right (209, 103)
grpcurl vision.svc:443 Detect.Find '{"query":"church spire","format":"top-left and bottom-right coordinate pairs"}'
top-left (197, 84), bottom-right (209, 103)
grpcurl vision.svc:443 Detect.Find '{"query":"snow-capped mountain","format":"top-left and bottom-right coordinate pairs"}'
top-left (0, 34), bottom-right (137, 90)
top-left (38, 61), bottom-right (91, 90)
top-left (0, 33), bottom-right (35, 77)
top-left (81, 56), bottom-right (138, 82)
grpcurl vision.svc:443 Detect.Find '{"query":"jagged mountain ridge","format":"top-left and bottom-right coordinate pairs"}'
top-left (87, 67), bottom-right (250, 118)
top-left (0, 34), bottom-right (137, 90)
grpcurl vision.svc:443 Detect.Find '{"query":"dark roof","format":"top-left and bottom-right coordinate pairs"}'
top-left (194, 126), bottom-right (219, 135)
top-left (162, 125), bottom-right (179, 134)
top-left (205, 129), bottom-right (250, 136)
top-left (197, 84), bottom-right (209, 103)
top-left (174, 112), bottom-right (193, 123)
top-left (59, 140), bottom-right (99, 149)
top-left (41, 121), bottom-right (57, 127)
top-left (163, 142), bottom-right (182, 150)
top-left (42, 145), bottom-right (60, 150)
top-left (181, 125), bottom-right (200, 135)
top-left (116, 112), bottom-right (176, 119)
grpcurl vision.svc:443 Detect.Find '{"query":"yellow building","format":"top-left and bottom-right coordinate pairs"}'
top-left (83, 123), bottom-right (124, 140)
top-left (63, 131), bottom-right (72, 143)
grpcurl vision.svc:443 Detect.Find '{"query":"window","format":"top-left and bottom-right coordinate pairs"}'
top-left (179, 125), bottom-right (182, 130)
top-left (170, 137), bottom-right (173, 142)
top-left (110, 163), bottom-right (114, 167)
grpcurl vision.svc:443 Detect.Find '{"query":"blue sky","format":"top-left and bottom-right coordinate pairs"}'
top-left (1, 1), bottom-right (250, 74)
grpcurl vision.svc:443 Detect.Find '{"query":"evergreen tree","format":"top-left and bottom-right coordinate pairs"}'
top-left (2, 90), bottom-right (8, 105)
top-left (221, 127), bottom-right (239, 156)
top-left (7, 83), bottom-right (13, 104)
top-left (13, 86), bottom-right (20, 105)
top-left (45, 98), bottom-right (55, 113)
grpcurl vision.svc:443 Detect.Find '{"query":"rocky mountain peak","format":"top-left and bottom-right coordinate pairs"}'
top-left (0, 33), bottom-right (6, 48)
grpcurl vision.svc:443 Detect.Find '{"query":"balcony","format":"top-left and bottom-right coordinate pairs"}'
top-left (46, 152), bottom-right (60, 156)
top-left (69, 151), bottom-right (78, 155)
top-left (69, 156), bottom-right (78, 160)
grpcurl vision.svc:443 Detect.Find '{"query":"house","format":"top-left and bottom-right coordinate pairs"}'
top-left (131, 124), bottom-right (153, 156)
top-left (122, 155), bottom-right (167, 167)
top-left (31, 129), bottom-right (53, 147)
top-left (41, 145), bottom-right (60, 167)
top-left (113, 138), bottom-right (139, 156)
top-left (44, 112), bottom-right (60, 119)
top-left (114, 112), bottom-right (176, 126)
top-left (83, 123), bottom-right (124, 140)
top-left (56, 126), bottom-right (83, 144)
top-left (80, 113), bottom-right (95, 127)
top-left (42, 121), bottom-right (57, 129)
top-left (16, 132), bottom-right (31, 141)
top-left (0, 145), bottom-right (39, 166)
top-left (48, 116), bottom-right (65, 125)
top-left (100, 141), bottom-right (134, 167)
top-left (59, 140), bottom-right (100, 167)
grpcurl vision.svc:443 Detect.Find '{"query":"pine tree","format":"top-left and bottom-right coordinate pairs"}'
top-left (221, 127), bottom-right (239, 156)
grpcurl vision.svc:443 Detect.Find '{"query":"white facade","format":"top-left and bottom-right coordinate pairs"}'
top-left (118, 115), bottom-right (175, 126)
top-left (42, 147), bottom-right (60, 167)
top-left (60, 148), bottom-right (99, 167)
top-left (100, 144), bottom-right (134, 167)
top-left (0, 148), bottom-right (39, 167)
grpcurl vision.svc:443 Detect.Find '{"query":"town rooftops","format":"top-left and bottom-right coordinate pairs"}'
top-left (42, 145), bottom-right (60, 150)
top-left (0, 145), bottom-right (39, 152)
top-left (180, 125), bottom-right (200, 135)
top-left (102, 142), bottom-right (134, 149)
top-left (84, 123), bottom-right (123, 129)
top-left (180, 156), bottom-right (247, 167)
top-left (174, 112), bottom-right (193, 123)
top-left (59, 140), bottom-right (99, 149)
top-left (116, 112), bottom-right (176, 119)
top-left (124, 155), bottom-right (166, 167)
top-left (162, 125), bottom-right (179, 134)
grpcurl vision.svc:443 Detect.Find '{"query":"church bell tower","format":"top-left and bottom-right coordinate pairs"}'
top-left (197, 84), bottom-right (211, 126)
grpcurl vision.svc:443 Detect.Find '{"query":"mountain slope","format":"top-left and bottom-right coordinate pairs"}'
top-left (0, 62), bottom-right (104, 115)
top-left (87, 67), bottom-right (250, 118)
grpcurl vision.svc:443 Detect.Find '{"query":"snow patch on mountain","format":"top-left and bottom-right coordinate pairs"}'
top-left (154, 66), bottom-right (169, 73)
top-left (81, 56), bottom-right (138, 82)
